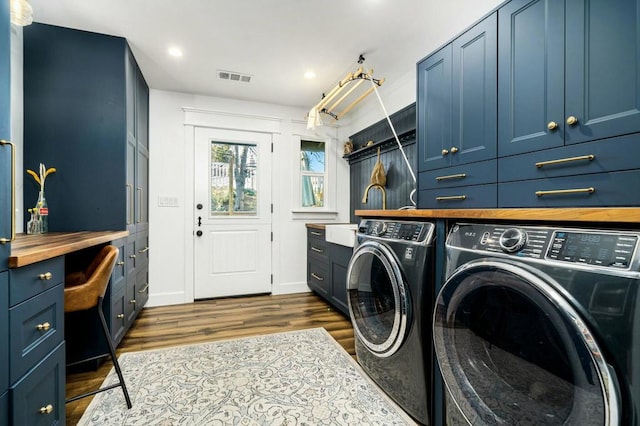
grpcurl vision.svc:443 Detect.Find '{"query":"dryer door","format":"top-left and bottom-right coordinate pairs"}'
top-left (433, 259), bottom-right (620, 426)
top-left (346, 240), bottom-right (410, 358)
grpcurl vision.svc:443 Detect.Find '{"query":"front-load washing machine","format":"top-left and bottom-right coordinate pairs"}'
top-left (434, 222), bottom-right (640, 425)
top-left (346, 219), bottom-right (436, 425)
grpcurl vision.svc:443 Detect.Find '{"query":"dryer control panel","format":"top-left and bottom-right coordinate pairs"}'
top-left (357, 220), bottom-right (434, 245)
top-left (448, 223), bottom-right (640, 271)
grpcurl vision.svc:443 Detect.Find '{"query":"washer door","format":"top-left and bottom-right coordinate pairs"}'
top-left (347, 240), bottom-right (410, 358)
top-left (433, 259), bottom-right (620, 426)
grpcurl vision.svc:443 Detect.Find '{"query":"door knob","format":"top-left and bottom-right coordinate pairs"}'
top-left (450, 146), bottom-right (459, 154)
top-left (566, 116), bottom-right (578, 126)
top-left (196, 230), bottom-right (203, 237)
top-left (441, 149), bottom-right (449, 156)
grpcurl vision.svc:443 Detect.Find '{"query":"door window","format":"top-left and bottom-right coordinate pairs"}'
top-left (209, 141), bottom-right (257, 216)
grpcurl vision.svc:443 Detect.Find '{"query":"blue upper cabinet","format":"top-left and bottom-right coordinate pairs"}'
top-left (1, 0), bottom-right (11, 270)
top-left (418, 12), bottom-right (497, 172)
top-left (499, 0), bottom-right (640, 157)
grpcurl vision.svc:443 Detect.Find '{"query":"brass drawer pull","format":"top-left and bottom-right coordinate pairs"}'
top-left (311, 246), bottom-right (324, 253)
top-left (535, 187), bottom-right (595, 197)
top-left (138, 247), bottom-right (149, 253)
top-left (535, 154), bottom-right (595, 168)
top-left (39, 272), bottom-right (53, 281)
top-left (311, 273), bottom-right (324, 281)
top-left (310, 231), bottom-right (323, 236)
top-left (127, 184), bottom-right (134, 225)
top-left (435, 173), bottom-right (466, 181)
top-left (39, 404), bottom-right (54, 415)
top-left (130, 254), bottom-right (137, 259)
top-left (36, 322), bottom-right (51, 332)
top-left (138, 283), bottom-right (149, 293)
top-left (0, 140), bottom-right (15, 244)
top-left (117, 314), bottom-right (125, 319)
top-left (436, 195), bottom-right (467, 201)
top-left (117, 261), bottom-right (125, 266)
top-left (566, 115), bottom-right (578, 126)
top-left (130, 299), bottom-right (137, 304)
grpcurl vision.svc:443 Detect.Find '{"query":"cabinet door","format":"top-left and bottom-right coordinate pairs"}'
top-left (0, 0), bottom-right (10, 270)
top-left (417, 45), bottom-right (452, 171)
top-left (451, 12), bottom-right (498, 165)
top-left (126, 51), bottom-right (137, 235)
top-left (565, 0), bottom-right (640, 144)
top-left (136, 144), bottom-right (149, 232)
top-left (0, 272), bottom-right (7, 393)
top-left (498, 0), bottom-right (565, 156)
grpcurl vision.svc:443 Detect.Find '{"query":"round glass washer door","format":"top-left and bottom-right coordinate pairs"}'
top-left (433, 259), bottom-right (620, 426)
top-left (346, 240), bottom-right (410, 358)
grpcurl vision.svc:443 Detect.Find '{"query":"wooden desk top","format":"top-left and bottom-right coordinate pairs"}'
top-left (10, 231), bottom-right (129, 268)
top-left (354, 208), bottom-right (640, 223)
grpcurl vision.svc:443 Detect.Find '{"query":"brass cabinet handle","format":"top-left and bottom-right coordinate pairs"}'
top-left (310, 231), bottom-right (323, 236)
top-left (39, 272), bottom-right (53, 280)
top-left (137, 187), bottom-right (143, 223)
top-left (436, 195), bottom-right (467, 201)
top-left (138, 283), bottom-right (149, 293)
top-left (39, 404), bottom-right (54, 415)
top-left (536, 154), bottom-right (595, 168)
top-left (450, 146), bottom-right (459, 154)
top-left (126, 184), bottom-right (134, 225)
top-left (130, 254), bottom-right (137, 259)
top-left (138, 247), bottom-right (149, 253)
top-left (36, 322), bottom-right (51, 331)
top-left (311, 273), bottom-right (324, 281)
top-left (566, 116), bottom-right (578, 126)
top-left (441, 148), bottom-right (449, 156)
top-left (435, 173), bottom-right (466, 181)
top-left (547, 121), bottom-right (558, 131)
top-left (130, 299), bottom-right (137, 304)
top-left (0, 140), bottom-right (15, 244)
top-left (310, 246), bottom-right (324, 253)
top-left (117, 314), bottom-right (125, 319)
top-left (116, 261), bottom-right (125, 266)
top-left (535, 187), bottom-right (595, 197)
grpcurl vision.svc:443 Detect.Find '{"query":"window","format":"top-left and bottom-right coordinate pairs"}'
top-left (209, 141), bottom-right (258, 215)
top-left (300, 140), bottom-right (325, 208)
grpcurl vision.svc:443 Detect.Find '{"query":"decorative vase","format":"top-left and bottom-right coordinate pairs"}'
top-left (36, 191), bottom-right (48, 233)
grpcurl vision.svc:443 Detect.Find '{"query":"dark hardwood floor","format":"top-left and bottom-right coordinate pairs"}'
top-left (65, 292), bottom-right (355, 425)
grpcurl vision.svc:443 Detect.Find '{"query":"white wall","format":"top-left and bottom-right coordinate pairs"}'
top-left (148, 91), bottom-right (351, 306)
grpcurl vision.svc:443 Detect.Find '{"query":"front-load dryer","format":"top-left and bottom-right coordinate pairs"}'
top-left (347, 219), bottom-right (436, 425)
top-left (434, 222), bottom-right (640, 425)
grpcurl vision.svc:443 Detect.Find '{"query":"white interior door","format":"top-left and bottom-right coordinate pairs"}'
top-left (194, 127), bottom-right (272, 299)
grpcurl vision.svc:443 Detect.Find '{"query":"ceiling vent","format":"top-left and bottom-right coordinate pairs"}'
top-left (217, 70), bottom-right (252, 83)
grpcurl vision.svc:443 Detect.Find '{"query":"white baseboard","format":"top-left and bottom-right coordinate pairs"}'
top-left (272, 281), bottom-right (311, 296)
top-left (146, 291), bottom-right (190, 307)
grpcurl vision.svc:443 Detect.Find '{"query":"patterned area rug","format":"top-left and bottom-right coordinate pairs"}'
top-left (78, 328), bottom-right (417, 425)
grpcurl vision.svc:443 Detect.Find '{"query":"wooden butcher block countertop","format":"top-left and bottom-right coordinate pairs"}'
top-left (9, 230), bottom-right (129, 268)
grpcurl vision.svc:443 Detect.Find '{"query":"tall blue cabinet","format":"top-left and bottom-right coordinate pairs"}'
top-left (0, 0), bottom-right (11, 422)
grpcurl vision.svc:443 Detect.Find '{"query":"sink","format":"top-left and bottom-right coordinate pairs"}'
top-left (325, 224), bottom-right (358, 247)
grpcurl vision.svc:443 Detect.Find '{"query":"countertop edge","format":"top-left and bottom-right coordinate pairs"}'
top-left (9, 230), bottom-right (130, 268)
top-left (354, 208), bottom-right (640, 223)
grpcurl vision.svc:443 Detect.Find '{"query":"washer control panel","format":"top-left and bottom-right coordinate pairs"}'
top-left (358, 220), bottom-right (434, 244)
top-left (448, 223), bottom-right (640, 271)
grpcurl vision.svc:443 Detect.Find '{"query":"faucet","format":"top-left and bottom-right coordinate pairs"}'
top-left (362, 184), bottom-right (387, 210)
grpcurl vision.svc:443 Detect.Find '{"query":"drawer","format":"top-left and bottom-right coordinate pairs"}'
top-left (135, 266), bottom-right (149, 313)
top-left (110, 238), bottom-right (127, 296)
top-left (418, 159), bottom-right (497, 190)
top-left (110, 287), bottom-right (127, 346)
top-left (307, 238), bottom-right (328, 260)
top-left (498, 170), bottom-right (640, 207)
top-left (307, 259), bottom-right (329, 297)
top-left (11, 342), bottom-right (65, 426)
top-left (9, 257), bottom-right (64, 307)
top-left (307, 227), bottom-right (325, 240)
top-left (498, 133), bottom-right (640, 182)
top-left (136, 230), bottom-right (149, 269)
top-left (9, 284), bottom-right (64, 384)
top-left (418, 184), bottom-right (497, 209)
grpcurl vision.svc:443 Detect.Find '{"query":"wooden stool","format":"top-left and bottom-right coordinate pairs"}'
top-left (64, 245), bottom-right (132, 409)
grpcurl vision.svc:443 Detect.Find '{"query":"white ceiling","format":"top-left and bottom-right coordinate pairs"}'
top-left (27, 0), bottom-right (502, 110)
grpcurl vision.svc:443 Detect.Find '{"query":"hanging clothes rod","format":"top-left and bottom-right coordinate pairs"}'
top-left (313, 67), bottom-right (384, 120)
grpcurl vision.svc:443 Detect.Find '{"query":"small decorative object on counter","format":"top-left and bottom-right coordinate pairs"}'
top-left (26, 162), bottom-right (56, 234)
top-left (343, 140), bottom-right (354, 155)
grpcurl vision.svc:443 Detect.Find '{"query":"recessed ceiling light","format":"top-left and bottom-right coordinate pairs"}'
top-left (304, 71), bottom-right (316, 79)
top-left (168, 46), bottom-right (183, 58)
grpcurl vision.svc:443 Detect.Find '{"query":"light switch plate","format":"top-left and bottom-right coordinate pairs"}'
top-left (158, 195), bottom-right (179, 207)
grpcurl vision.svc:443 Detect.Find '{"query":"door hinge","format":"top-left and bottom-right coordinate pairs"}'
top-left (271, 203), bottom-right (273, 214)
top-left (270, 274), bottom-right (273, 284)
top-left (270, 232), bottom-right (273, 242)
top-left (271, 142), bottom-right (274, 152)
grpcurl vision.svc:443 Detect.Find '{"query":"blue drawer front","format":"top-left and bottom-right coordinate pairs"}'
top-left (9, 284), bottom-right (64, 384)
top-left (0, 272), bottom-right (7, 392)
top-left (498, 133), bottom-right (640, 182)
top-left (9, 257), bottom-right (64, 306)
top-left (419, 160), bottom-right (497, 190)
top-left (498, 170), bottom-right (640, 207)
top-left (418, 184), bottom-right (497, 209)
top-left (11, 342), bottom-right (65, 426)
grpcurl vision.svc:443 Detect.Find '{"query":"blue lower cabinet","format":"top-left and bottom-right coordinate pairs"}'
top-left (498, 169), bottom-right (640, 207)
top-left (11, 342), bottom-right (65, 426)
top-left (418, 184), bottom-right (497, 209)
top-left (1, 271), bottom-right (8, 394)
